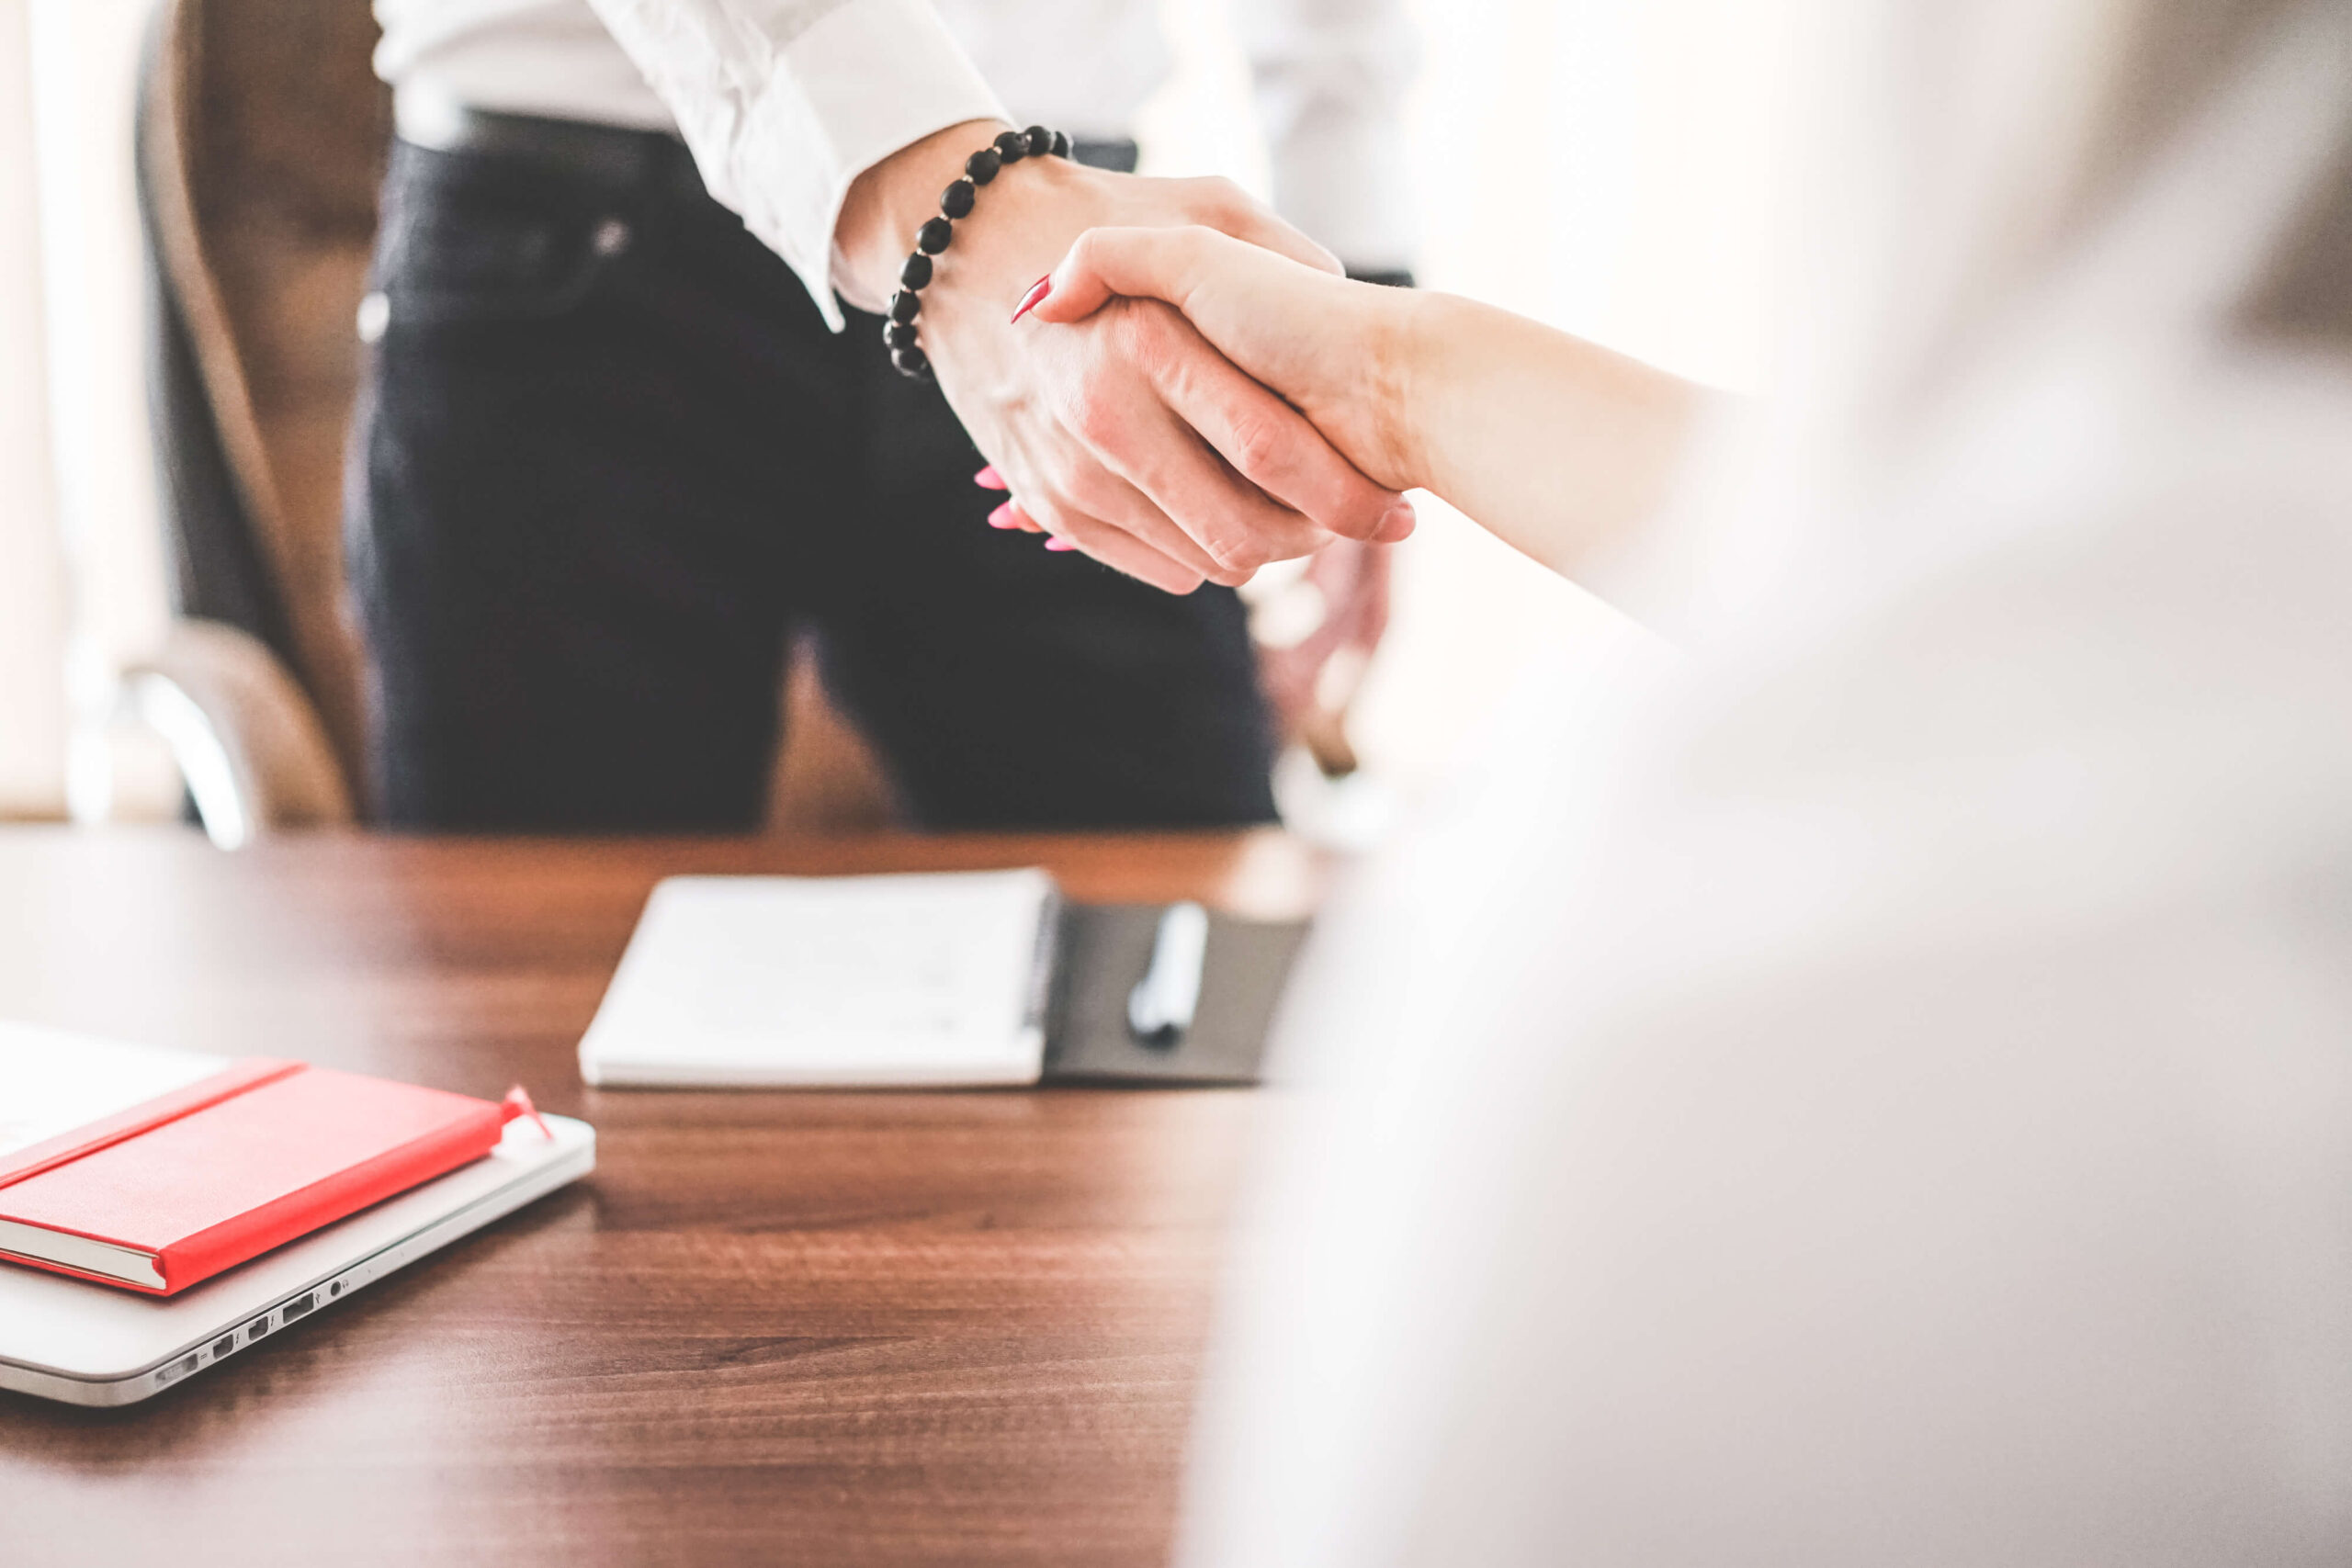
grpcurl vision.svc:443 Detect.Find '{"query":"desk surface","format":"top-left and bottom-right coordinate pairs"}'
top-left (0, 827), bottom-right (1329, 1568)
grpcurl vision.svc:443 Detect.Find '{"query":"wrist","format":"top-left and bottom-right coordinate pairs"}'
top-left (835, 118), bottom-right (1010, 312)
top-left (1374, 288), bottom-right (1454, 496)
top-left (919, 154), bottom-right (1107, 332)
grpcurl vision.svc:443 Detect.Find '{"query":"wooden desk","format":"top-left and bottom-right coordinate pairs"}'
top-left (0, 828), bottom-right (1328, 1568)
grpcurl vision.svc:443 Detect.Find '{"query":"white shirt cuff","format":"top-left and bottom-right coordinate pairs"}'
top-left (612, 0), bottom-right (1008, 330)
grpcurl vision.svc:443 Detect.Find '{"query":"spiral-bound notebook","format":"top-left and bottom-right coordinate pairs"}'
top-left (578, 871), bottom-right (1308, 1089)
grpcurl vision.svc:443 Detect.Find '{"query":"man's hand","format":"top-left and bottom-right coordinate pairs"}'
top-left (836, 122), bottom-right (1415, 593)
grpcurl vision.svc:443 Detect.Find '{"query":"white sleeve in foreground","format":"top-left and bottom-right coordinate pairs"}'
top-left (583, 0), bottom-right (1009, 328)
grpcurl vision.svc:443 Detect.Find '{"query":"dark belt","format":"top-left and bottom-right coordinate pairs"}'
top-left (394, 99), bottom-right (1140, 191)
top-left (395, 100), bottom-right (704, 196)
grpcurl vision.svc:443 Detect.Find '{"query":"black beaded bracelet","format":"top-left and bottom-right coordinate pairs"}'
top-left (884, 123), bottom-right (1072, 380)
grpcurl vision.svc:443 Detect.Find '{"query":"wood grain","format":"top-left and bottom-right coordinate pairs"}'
top-left (0, 828), bottom-right (1329, 1568)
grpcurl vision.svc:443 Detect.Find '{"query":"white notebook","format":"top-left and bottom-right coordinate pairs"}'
top-left (578, 869), bottom-right (1061, 1088)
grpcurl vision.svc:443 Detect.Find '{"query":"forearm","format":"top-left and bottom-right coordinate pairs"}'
top-left (1391, 293), bottom-right (1708, 575)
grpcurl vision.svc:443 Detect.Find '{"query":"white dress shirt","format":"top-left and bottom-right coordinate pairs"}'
top-left (371, 0), bottom-right (1417, 327)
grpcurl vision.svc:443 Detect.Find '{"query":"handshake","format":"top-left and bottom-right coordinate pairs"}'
top-left (838, 119), bottom-right (1419, 597)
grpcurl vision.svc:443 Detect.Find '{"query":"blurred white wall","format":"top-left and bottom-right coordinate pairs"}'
top-left (0, 0), bottom-right (69, 818)
top-left (24, 0), bottom-right (177, 822)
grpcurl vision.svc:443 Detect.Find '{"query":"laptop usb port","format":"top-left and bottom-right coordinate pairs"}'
top-left (212, 1335), bottom-right (236, 1358)
top-left (282, 1292), bottom-right (315, 1320)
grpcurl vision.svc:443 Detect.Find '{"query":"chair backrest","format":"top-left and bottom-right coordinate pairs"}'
top-left (140, 0), bottom-right (388, 797)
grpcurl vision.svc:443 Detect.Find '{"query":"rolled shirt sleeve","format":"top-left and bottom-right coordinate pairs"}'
top-left (1235, 0), bottom-right (1419, 277)
top-left (582, 0), bottom-right (1009, 327)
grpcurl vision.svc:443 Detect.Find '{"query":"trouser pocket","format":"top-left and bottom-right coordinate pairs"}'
top-left (368, 139), bottom-right (638, 330)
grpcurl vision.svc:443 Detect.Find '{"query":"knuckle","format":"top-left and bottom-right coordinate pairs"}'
top-left (1066, 227), bottom-right (1110, 279)
top-left (1029, 453), bottom-right (1081, 507)
top-left (1108, 300), bottom-right (1178, 372)
top-left (1022, 494), bottom-right (1076, 537)
top-left (1203, 529), bottom-right (1272, 577)
top-left (1193, 176), bottom-right (1250, 220)
top-left (1225, 411), bottom-right (1287, 480)
top-left (1063, 381), bottom-right (1123, 449)
top-left (1154, 558), bottom-right (1209, 594)
top-left (1064, 466), bottom-right (1125, 517)
top-left (1025, 446), bottom-right (1071, 493)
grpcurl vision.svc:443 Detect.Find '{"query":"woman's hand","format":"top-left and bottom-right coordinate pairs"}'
top-left (1022, 225), bottom-right (1430, 497)
top-left (1029, 223), bottom-right (1712, 581)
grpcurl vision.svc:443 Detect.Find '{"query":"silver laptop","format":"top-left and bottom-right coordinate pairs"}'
top-left (0, 1113), bottom-right (594, 1407)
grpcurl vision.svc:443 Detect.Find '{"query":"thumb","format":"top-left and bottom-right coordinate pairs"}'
top-left (1022, 225), bottom-right (1236, 326)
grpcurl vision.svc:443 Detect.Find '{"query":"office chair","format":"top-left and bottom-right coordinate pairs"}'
top-left (129, 0), bottom-right (376, 841)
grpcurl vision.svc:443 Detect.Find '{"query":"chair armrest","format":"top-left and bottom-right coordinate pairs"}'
top-left (123, 618), bottom-right (355, 846)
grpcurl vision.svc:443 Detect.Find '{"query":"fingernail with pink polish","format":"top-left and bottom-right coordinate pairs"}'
top-left (974, 465), bottom-right (1007, 490)
top-left (988, 502), bottom-right (1019, 529)
top-left (1043, 537), bottom-right (1076, 552)
top-left (1010, 274), bottom-right (1054, 324)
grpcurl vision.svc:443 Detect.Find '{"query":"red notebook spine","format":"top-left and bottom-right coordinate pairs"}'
top-left (153, 1102), bottom-right (506, 1294)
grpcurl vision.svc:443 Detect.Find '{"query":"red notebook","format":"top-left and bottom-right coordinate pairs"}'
top-left (0, 1040), bottom-right (533, 1296)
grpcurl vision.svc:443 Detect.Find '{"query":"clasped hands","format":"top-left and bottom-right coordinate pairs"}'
top-left (836, 120), bottom-right (1412, 596)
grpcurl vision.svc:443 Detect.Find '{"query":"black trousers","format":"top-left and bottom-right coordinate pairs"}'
top-left (347, 127), bottom-right (1277, 831)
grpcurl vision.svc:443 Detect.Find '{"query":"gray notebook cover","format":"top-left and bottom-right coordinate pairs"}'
top-left (1040, 904), bottom-right (1312, 1086)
